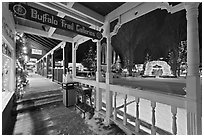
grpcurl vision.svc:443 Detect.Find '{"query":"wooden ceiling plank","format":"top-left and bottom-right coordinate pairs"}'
top-left (47, 37), bottom-right (61, 45)
top-left (30, 34), bottom-right (55, 48)
top-left (27, 35), bottom-right (52, 50)
top-left (38, 35), bottom-right (59, 47)
top-left (27, 38), bottom-right (50, 51)
top-left (16, 24), bottom-right (73, 42)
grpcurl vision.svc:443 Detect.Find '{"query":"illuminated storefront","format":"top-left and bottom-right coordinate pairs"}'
top-left (2, 2), bottom-right (16, 133)
top-left (2, 2), bottom-right (16, 108)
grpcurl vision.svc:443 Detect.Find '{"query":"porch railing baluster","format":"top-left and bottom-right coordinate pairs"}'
top-left (113, 92), bottom-right (117, 120)
top-left (94, 87), bottom-right (96, 109)
top-left (151, 101), bottom-right (156, 135)
top-left (171, 106), bottom-right (177, 135)
top-left (135, 97), bottom-right (140, 132)
top-left (123, 94), bottom-right (127, 125)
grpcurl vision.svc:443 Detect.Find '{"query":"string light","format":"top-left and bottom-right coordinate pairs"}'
top-left (22, 46), bottom-right (28, 54)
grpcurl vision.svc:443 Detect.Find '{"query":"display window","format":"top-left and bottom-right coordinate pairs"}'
top-left (2, 41), bottom-right (12, 92)
top-left (2, 54), bottom-right (11, 92)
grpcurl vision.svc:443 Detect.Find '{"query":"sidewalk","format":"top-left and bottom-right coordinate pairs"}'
top-left (10, 73), bottom-right (125, 135)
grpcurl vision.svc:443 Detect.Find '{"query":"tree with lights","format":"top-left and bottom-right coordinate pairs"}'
top-left (166, 41), bottom-right (187, 76)
top-left (15, 33), bottom-right (29, 99)
top-left (81, 46), bottom-right (97, 71)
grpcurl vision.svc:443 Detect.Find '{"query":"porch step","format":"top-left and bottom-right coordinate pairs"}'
top-left (14, 98), bottom-right (63, 113)
top-left (13, 92), bottom-right (63, 114)
top-left (21, 89), bottom-right (62, 99)
top-left (16, 93), bottom-right (62, 104)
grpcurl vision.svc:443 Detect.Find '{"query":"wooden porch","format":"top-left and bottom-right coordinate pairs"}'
top-left (33, 2), bottom-right (201, 135)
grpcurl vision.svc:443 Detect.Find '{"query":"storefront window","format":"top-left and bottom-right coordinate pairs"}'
top-left (2, 42), bottom-right (12, 57)
top-left (2, 41), bottom-right (12, 92)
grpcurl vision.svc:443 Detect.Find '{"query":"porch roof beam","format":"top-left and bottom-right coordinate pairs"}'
top-left (16, 24), bottom-right (73, 42)
top-left (105, 2), bottom-right (185, 25)
top-left (37, 41), bottom-right (66, 63)
top-left (73, 35), bottom-right (91, 45)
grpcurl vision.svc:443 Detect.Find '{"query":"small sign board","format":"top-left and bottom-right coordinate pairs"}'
top-left (29, 58), bottom-right (38, 63)
top-left (9, 3), bottom-right (102, 40)
top-left (32, 48), bottom-right (42, 55)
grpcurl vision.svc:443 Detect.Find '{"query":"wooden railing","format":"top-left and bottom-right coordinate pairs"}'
top-left (73, 77), bottom-right (186, 135)
top-left (110, 84), bottom-right (186, 135)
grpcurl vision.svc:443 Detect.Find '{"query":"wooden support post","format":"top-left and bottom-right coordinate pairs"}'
top-left (51, 51), bottom-right (55, 81)
top-left (46, 56), bottom-right (49, 78)
top-left (72, 42), bottom-right (77, 78)
top-left (44, 58), bottom-right (46, 77)
top-left (185, 2), bottom-right (202, 135)
top-left (41, 60), bottom-right (43, 75)
top-left (61, 42), bottom-right (66, 75)
top-left (105, 21), bottom-right (113, 125)
top-left (42, 59), bottom-right (44, 76)
top-left (96, 40), bottom-right (102, 113)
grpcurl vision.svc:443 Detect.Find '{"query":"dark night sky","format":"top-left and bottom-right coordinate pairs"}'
top-left (111, 4), bottom-right (202, 64)
top-left (58, 4), bottom-right (202, 65)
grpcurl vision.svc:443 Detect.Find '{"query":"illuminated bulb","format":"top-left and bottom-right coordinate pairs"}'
top-left (24, 55), bottom-right (29, 62)
top-left (22, 46), bottom-right (27, 51)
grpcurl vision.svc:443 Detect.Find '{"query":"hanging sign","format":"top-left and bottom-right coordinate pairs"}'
top-left (9, 3), bottom-right (102, 40)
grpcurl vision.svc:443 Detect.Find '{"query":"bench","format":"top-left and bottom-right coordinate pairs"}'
top-left (74, 85), bottom-right (94, 118)
top-left (75, 103), bottom-right (94, 118)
